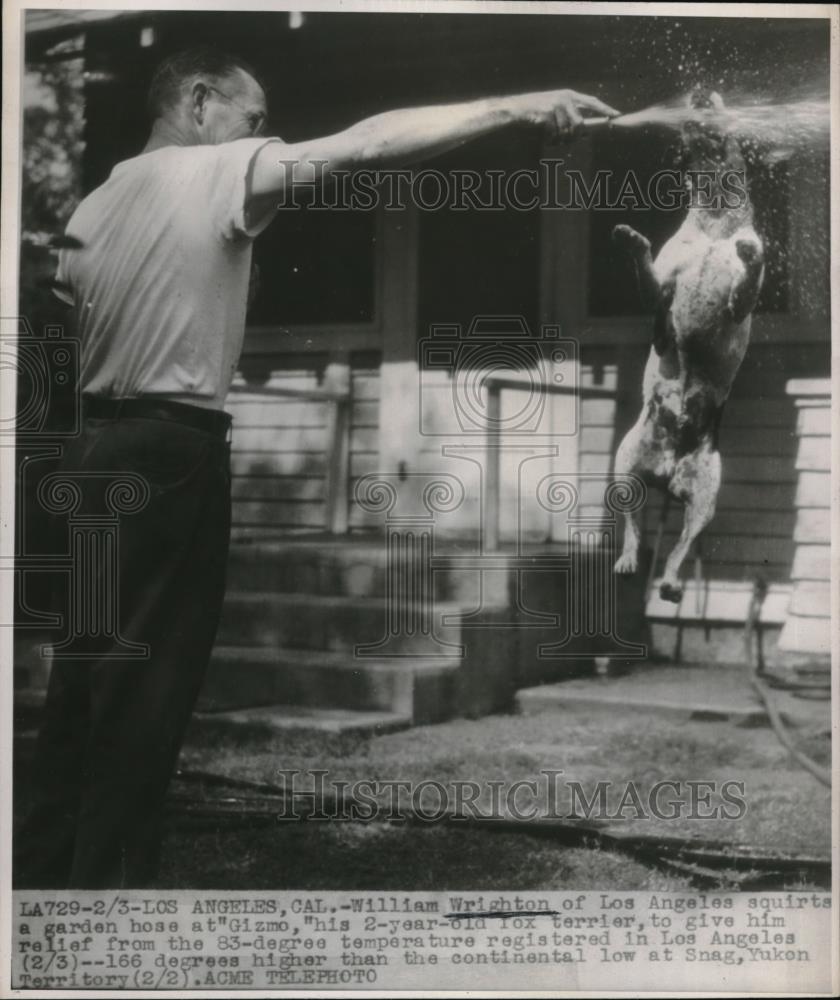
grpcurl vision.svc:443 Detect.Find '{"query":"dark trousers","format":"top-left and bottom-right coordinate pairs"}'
top-left (15, 405), bottom-right (231, 889)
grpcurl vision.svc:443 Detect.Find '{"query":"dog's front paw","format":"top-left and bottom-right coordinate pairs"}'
top-left (612, 224), bottom-right (650, 255)
top-left (614, 553), bottom-right (638, 575)
top-left (735, 238), bottom-right (762, 266)
top-left (659, 581), bottom-right (684, 604)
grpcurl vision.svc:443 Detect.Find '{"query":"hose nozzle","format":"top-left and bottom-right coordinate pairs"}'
top-left (581, 115), bottom-right (618, 130)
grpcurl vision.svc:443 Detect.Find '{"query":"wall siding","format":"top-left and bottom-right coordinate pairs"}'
top-left (578, 339), bottom-right (829, 587)
top-left (778, 382), bottom-right (831, 656)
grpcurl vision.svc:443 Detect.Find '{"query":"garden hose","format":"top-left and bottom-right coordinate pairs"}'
top-left (743, 578), bottom-right (831, 788)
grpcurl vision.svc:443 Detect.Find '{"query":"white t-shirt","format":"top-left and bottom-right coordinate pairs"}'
top-left (56, 138), bottom-right (279, 409)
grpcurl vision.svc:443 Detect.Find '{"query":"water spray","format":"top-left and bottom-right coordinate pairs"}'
top-left (581, 98), bottom-right (829, 145)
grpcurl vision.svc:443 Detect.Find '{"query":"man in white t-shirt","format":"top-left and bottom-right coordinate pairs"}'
top-left (16, 47), bottom-right (617, 888)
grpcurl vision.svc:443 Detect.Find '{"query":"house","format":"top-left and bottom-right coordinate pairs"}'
top-left (19, 10), bottom-right (832, 726)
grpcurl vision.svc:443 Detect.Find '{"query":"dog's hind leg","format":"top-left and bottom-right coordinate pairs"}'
top-left (659, 445), bottom-right (721, 603)
top-left (613, 427), bottom-right (644, 575)
top-left (615, 509), bottom-right (643, 575)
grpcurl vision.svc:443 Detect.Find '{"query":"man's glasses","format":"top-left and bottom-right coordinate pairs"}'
top-left (207, 84), bottom-right (266, 136)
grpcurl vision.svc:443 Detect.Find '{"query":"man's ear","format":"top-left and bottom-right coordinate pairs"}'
top-left (191, 82), bottom-right (208, 124)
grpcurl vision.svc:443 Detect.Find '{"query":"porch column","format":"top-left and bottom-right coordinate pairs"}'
top-left (777, 379), bottom-right (831, 661)
top-left (377, 203), bottom-right (422, 506)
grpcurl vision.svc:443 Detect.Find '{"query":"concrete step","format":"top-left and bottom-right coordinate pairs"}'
top-left (226, 540), bottom-right (392, 599)
top-left (188, 704), bottom-right (412, 741)
top-left (199, 645), bottom-right (461, 722)
top-left (216, 591), bottom-right (468, 655)
top-left (225, 538), bottom-right (509, 604)
top-left (210, 538), bottom-right (650, 723)
top-left (517, 681), bottom-right (769, 726)
top-left (515, 663), bottom-right (831, 729)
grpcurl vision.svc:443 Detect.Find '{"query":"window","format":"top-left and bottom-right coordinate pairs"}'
top-left (417, 129), bottom-right (542, 347)
top-left (248, 205), bottom-right (377, 326)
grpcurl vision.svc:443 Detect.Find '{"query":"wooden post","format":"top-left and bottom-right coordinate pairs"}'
top-left (324, 352), bottom-right (351, 534)
top-left (484, 382), bottom-right (501, 551)
top-left (377, 203), bottom-right (421, 486)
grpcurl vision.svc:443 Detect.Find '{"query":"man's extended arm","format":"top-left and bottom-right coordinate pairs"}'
top-left (247, 88), bottom-right (618, 210)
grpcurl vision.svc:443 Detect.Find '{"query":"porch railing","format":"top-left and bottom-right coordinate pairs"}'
top-left (483, 374), bottom-right (624, 551)
top-left (228, 380), bottom-right (352, 535)
top-left (227, 372), bottom-right (622, 540)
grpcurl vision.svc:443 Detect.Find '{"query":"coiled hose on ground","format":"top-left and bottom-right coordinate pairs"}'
top-left (743, 577), bottom-right (831, 788)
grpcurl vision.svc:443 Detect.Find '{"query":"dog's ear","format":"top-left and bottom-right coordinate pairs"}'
top-left (761, 146), bottom-right (794, 166)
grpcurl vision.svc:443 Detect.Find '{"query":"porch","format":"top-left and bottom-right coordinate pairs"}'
top-left (16, 10), bottom-right (832, 729)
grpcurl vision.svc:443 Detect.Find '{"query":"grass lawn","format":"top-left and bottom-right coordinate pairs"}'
top-left (156, 699), bottom-right (831, 891)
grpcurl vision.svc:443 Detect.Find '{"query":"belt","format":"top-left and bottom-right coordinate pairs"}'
top-left (82, 395), bottom-right (232, 438)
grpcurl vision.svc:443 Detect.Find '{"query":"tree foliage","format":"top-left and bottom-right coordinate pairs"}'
top-left (20, 48), bottom-right (85, 330)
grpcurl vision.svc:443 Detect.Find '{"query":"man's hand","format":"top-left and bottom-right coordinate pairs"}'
top-left (509, 89), bottom-right (620, 139)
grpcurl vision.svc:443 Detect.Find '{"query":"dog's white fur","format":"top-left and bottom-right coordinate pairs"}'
top-left (612, 92), bottom-right (765, 603)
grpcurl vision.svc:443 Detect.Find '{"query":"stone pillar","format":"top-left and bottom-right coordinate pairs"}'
top-left (778, 379), bottom-right (831, 660)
